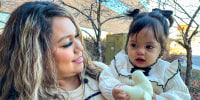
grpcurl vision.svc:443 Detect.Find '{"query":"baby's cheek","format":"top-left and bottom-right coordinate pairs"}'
top-left (148, 54), bottom-right (158, 60)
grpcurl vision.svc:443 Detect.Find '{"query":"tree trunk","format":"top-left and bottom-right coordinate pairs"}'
top-left (97, 39), bottom-right (102, 61)
top-left (185, 46), bottom-right (192, 89)
top-left (97, 0), bottom-right (102, 61)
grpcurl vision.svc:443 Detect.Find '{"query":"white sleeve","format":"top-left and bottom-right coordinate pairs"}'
top-left (99, 60), bottom-right (121, 100)
top-left (156, 60), bottom-right (191, 100)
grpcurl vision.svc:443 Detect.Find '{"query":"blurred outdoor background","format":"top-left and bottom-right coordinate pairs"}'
top-left (0, 0), bottom-right (200, 99)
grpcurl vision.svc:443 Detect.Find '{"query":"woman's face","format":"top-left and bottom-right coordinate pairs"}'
top-left (128, 27), bottom-right (161, 68)
top-left (51, 16), bottom-right (84, 79)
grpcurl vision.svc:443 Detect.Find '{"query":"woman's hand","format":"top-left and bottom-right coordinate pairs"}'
top-left (112, 84), bottom-right (129, 100)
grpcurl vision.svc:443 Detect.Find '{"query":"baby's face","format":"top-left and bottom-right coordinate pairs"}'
top-left (127, 27), bottom-right (161, 68)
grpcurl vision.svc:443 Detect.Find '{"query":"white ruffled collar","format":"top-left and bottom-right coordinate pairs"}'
top-left (114, 52), bottom-right (180, 89)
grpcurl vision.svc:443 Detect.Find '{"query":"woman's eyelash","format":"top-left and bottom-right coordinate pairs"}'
top-left (62, 33), bottom-right (79, 48)
top-left (75, 33), bottom-right (80, 38)
top-left (62, 42), bottom-right (72, 48)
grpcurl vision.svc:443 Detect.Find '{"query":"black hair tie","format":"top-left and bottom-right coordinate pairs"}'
top-left (126, 9), bottom-right (140, 18)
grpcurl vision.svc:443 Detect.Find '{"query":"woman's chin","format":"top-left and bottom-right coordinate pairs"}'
top-left (76, 63), bottom-right (84, 72)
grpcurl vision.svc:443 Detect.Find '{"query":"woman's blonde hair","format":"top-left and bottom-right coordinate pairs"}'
top-left (0, 1), bottom-right (102, 99)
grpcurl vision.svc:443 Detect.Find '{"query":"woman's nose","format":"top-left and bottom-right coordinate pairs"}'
top-left (74, 39), bottom-right (83, 53)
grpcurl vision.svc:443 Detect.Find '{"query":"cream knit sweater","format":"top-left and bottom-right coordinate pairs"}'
top-left (99, 52), bottom-right (191, 100)
top-left (60, 61), bottom-right (107, 100)
top-left (60, 76), bottom-right (105, 100)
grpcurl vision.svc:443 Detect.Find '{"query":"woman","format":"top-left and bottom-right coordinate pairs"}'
top-left (0, 1), bottom-right (107, 100)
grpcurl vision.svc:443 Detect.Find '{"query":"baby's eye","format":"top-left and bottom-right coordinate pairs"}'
top-left (146, 45), bottom-right (153, 49)
top-left (62, 42), bottom-right (72, 48)
top-left (75, 33), bottom-right (80, 38)
top-left (131, 44), bottom-right (137, 47)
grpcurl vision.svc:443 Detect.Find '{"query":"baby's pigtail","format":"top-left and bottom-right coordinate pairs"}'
top-left (125, 9), bottom-right (140, 19)
top-left (152, 8), bottom-right (174, 27)
top-left (167, 15), bottom-right (174, 27)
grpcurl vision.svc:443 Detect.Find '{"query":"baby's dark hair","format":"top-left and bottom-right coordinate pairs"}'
top-left (125, 8), bottom-right (174, 57)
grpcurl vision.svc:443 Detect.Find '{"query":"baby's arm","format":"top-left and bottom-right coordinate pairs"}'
top-left (99, 60), bottom-right (126, 100)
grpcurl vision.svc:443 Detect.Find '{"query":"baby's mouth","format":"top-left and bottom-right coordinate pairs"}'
top-left (136, 58), bottom-right (145, 63)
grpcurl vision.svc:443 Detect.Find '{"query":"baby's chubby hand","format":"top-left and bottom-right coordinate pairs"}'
top-left (112, 84), bottom-right (130, 100)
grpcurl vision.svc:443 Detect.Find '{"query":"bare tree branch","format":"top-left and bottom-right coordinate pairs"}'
top-left (189, 25), bottom-right (199, 41)
top-left (89, 3), bottom-right (95, 17)
top-left (75, 8), bottom-right (93, 16)
top-left (185, 5), bottom-right (200, 37)
top-left (174, 15), bottom-right (188, 25)
top-left (88, 2), bottom-right (98, 36)
top-left (162, 0), bottom-right (169, 9)
top-left (81, 29), bottom-right (96, 42)
top-left (174, 39), bottom-right (184, 47)
top-left (59, 0), bottom-right (98, 35)
top-left (155, 0), bottom-right (189, 17)
top-left (59, 0), bottom-right (89, 18)
top-left (101, 15), bottom-right (125, 25)
top-left (84, 39), bottom-right (95, 44)
top-left (174, 19), bottom-right (187, 44)
top-left (173, 0), bottom-right (198, 25)
top-left (0, 20), bottom-right (6, 24)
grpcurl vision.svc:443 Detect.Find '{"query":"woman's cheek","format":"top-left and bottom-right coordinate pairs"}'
top-left (54, 49), bottom-right (74, 63)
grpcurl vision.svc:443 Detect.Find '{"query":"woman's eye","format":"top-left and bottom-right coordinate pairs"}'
top-left (62, 42), bottom-right (72, 48)
top-left (61, 34), bottom-right (79, 48)
top-left (146, 45), bottom-right (153, 49)
top-left (75, 33), bottom-right (80, 38)
top-left (131, 44), bottom-right (137, 47)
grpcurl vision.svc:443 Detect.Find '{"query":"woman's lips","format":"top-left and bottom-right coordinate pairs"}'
top-left (73, 57), bottom-right (83, 64)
